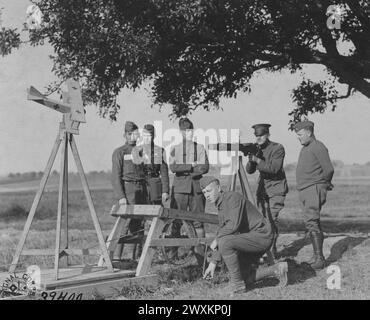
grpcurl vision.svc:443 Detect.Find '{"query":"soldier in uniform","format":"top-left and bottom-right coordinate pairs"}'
top-left (138, 124), bottom-right (170, 205)
top-left (246, 124), bottom-right (288, 258)
top-left (294, 120), bottom-right (334, 270)
top-left (201, 176), bottom-right (288, 295)
top-left (169, 118), bottom-right (209, 239)
top-left (111, 121), bottom-right (147, 261)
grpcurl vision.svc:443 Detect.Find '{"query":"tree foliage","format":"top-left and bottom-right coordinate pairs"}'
top-left (1, 0), bottom-right (369, 126)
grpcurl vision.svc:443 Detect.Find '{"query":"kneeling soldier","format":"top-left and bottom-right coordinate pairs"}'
top-left (201, 176), bottom-right (288, 295)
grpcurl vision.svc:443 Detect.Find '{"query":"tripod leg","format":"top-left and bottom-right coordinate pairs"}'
top-left (229, 173), bottom-right (237, 191)
top-left (9, 132), bottom-right (62, 273)
top-left (54, 133), bottom-right (67, 280)
top-left (238, 156), bottom-right (256, 206)
top-left (69, 135), bottom-right (114, 271)
top-left (62, 133), bottom-right (69, 267)
top-left (237, 170), bottom-right (247, 197)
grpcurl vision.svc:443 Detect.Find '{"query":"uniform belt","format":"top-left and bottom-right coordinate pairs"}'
top-left (123, 179), bottom-right (146, 184)
top-left (146, 173), bottom-right (160, 178)
top-left (175, 172), bottom-right (191, 177)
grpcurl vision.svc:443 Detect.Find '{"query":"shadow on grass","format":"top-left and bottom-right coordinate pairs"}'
top-left (326, 235), bottom-right (369, 263)
top-left (250, 259), bottom-right (317, 289)
top-left (279, 218), bottom-right (370, 234)
top-left (279, 234), bottom-right (369, 264)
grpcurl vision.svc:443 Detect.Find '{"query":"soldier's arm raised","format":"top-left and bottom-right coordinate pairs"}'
top-left (256, 145), bottom-right (285, 174)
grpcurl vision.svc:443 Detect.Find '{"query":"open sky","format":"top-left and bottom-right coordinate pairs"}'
top-left (1, 0), bottom-right (370, 176)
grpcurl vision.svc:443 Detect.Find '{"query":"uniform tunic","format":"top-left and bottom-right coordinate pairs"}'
top-left (137, 142), bottom-right (170, 203)
top-left (211, 191), bottom-right (273, 263)
top-left (111, 142), bottom-right (146, 201)
top-left (246, 140), bottom-right (288, 223)
top-left (296, 139), bottom-right (334, 191)
top-left (111, 142), bottom-right (147, 236)
top-left (296, 138), bottom-right (334, 233)
top-left (169, 140), bottom-right (209, 228)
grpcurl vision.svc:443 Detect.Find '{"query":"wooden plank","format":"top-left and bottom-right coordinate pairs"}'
top-left (98, 217), bottom-right (128, 267)
top-left (136, 217), bottom-right (165, 277)
top-left (66, 79), bottom-right (86, 123)
top-left (111, 205), bottom-right (218, 224)
top-left (111, 204), bottom-right (162, 217)
top-left (9, 131), bottom-right (62, 273)
top-left (1, 274), bottom-right (158, 300)
top-left (43, 269), bottom-right (135, 290)
top-left (22, 249), bottom-right (100, 256)
top-left (150, 238), bottom-right (214, 247)
top-left (70, 136), bottom-right (113, 272)
top-left (54, 133), bottom-right (67, 280)
top-left (161, 208), bottom-right (218, 224)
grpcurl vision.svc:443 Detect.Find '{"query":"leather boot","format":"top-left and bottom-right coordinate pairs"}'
top-left (222, 253), bottom-right (246, 295)
top-left (310, 231), bottom-right (326, 270)
top-left (305, 231), bottom-right (316, 264)
top-left (271, 225), bottom-right (279, 259)
top-left (246, 262), bottom-right (288, 287)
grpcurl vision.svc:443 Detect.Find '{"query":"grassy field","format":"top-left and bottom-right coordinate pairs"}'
top-left (0, 176), bottom-right (369, 299)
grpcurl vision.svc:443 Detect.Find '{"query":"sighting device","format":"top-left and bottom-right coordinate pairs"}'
top-left (208, 142), bottom-right (260, 156)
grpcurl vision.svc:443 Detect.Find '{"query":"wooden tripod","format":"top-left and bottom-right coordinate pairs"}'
top-left (9, 116), bottom-right (113, 279)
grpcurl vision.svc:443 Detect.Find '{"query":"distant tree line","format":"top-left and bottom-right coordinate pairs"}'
top-left (2, 170), bottom-right (111, 183)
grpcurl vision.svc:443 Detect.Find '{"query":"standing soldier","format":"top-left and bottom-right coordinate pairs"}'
top-left (138, 124), bottom-right (170, 205)
top-left (246, 124), bottom-right (288, 258)
top-left (294, 120), bottom-right (334, 270)
top-left (169, 118), bottom-right (209, 239)
top-left (111, 121), bottom-right (147, 261)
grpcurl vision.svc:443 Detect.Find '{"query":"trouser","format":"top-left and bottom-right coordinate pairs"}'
top-left (257, 194), bottom-right (285, 226)
top-left (218, 232), bottom-right (273, 281)
top-left (257, 193), bottom-right (285, 254)
top-left (114, 181), bottom-right (147, 260)
top-left (298, 184), bottom-right (327, 233)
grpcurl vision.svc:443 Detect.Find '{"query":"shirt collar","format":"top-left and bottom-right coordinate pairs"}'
top-left (303, 136), bottom-right (316, 147)
top-left (260, 139), bottom-right (270, 149)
